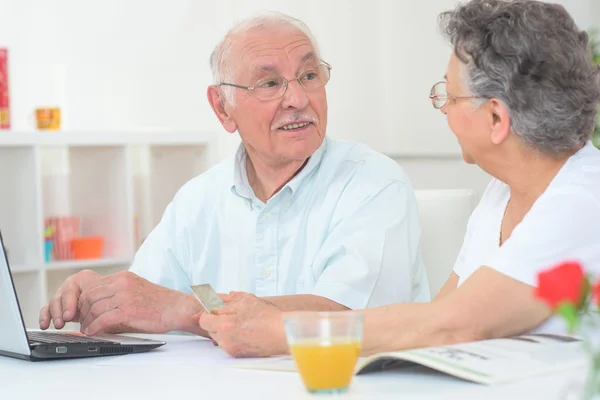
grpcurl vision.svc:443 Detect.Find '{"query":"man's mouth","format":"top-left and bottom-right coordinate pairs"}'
top-left (279, 122), bottom-right (312, 130)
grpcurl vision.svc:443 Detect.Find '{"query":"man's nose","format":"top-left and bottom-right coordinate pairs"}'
top-left (280, 79), bottom-right (309, 110)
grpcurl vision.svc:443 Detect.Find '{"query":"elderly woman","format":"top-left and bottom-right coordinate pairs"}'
top-left (200, 0), bottom-right (600, 357)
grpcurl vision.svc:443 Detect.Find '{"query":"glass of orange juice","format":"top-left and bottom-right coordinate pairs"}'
top-left (284, 311), bottom-right (364, 395)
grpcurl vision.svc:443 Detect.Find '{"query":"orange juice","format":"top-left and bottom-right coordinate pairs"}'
top-left (290, 339), bottom-right (361, 392)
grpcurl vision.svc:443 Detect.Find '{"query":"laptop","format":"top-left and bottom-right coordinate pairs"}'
top-left (0, 230), bottom-right (166, 361)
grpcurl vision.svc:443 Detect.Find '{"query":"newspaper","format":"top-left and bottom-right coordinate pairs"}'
top-left (232, 334), bottom-right (587, 385)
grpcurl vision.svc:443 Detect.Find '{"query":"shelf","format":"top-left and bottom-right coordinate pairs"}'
top-left (45, 258), bottom-right (132, 271)
top-left (0, 134), bottom-right (214, 331)
top-left (9, 264), bottom-right (41, 274)
top-left (0, 131), bottom-right (215, 147)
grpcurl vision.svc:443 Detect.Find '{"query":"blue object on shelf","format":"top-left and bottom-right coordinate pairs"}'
top-left (44, 240), bottom-right (53, 262)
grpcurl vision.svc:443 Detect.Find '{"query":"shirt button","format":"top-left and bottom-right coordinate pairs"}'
top-left (263, 212), bottom-right (271, 220)
top-left (285, 201), bottom-right (291, 208)
top-left (262, 269), bottom-right (272, 278)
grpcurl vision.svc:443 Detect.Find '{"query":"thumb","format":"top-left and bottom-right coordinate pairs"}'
top-left (191, 311), bottom-right (203, 321)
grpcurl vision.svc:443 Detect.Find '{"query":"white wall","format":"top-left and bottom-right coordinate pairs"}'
top-left (0, 0), bottom-right (597, 196)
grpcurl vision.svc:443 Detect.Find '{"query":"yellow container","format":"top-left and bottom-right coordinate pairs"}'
top-left (35, 107), bottom-right (61, 130)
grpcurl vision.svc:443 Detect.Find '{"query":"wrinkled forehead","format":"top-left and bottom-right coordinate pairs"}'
top-left (231, 27), bottom-right (318, 81)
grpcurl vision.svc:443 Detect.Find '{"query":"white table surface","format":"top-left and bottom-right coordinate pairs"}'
top-left (0, 333), bottom-right (588, 399)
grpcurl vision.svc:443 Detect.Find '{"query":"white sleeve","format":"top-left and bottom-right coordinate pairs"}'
top-left (453, 179), bottom-right (498, 279)
top-left (310, 181), bottom-right (426, 309)
top-left (483, 191), bottom-right (600, 285)
top-left (129, 199), bottom-right (192, 293)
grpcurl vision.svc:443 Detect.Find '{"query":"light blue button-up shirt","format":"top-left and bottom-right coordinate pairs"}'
top-left (130, 137), bottom-right (429, 309)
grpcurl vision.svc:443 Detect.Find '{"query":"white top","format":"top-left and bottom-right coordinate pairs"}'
top-left (130, 137), bottom-right (430, 309)
top-left (453, 141), bottom-right (600, 333)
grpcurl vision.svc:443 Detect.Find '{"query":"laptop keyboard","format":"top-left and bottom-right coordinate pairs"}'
top-left (28, 331), bottom-right (111, 345)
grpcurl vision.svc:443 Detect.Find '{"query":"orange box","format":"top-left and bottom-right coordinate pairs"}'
top-left (71, 237), bottom-right (103, 260)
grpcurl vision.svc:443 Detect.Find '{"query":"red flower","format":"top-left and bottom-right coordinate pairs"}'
top-left (535, 261), bottom-right (585, 310)
top-left (593, 279), bottom-right (600, 307)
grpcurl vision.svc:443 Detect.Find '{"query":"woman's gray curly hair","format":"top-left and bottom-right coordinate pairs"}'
top-left (439, 0), bottom-right (600, 156)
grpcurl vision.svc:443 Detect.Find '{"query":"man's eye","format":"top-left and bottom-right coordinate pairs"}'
top-left (258, 80), bottom-right (280, 89)
top-left (301, 72), bottom-right (317, 81)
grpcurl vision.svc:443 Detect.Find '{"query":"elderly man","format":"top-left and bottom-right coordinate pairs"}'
top-left (38, 12), bottom-right (428, 336)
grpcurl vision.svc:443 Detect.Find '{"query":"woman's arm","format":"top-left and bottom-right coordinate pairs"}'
top-left (198, 267), bottom-right (552, 357)
top-left (361, 267), bottom-right (552, 355)
top-left (432, 272), bottom-right (459, 301)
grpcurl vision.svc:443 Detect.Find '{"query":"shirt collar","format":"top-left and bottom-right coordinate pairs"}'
top-left (286, 137), bottom-right (328, 194)
top-left (231, 143), bottom-right (253, 199)
top-left (230, 137), bottom-right (328, 200)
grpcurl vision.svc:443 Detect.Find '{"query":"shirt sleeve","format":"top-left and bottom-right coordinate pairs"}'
top-left (310, 180), bottom-right (429, 310)
top-left (453, 179), bottom-right (499, 280)
top-left (129, 199), bottom-right (192, 293)
top-left (483, 191), bottom-right (600, 286)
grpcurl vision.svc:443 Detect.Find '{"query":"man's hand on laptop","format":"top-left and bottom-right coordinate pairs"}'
top-left (39, 270), bottom-right (207, 336)
top-left (39, 269), bottom-right (100, 330)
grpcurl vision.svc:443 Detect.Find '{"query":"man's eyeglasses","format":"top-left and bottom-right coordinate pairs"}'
top-left (218, 62), bottom-right (332, 101)
top-left (429, 81), bottom-right (487, 109)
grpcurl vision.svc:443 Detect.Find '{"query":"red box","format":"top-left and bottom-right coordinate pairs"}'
top-left (45, 216), bottom-right (81, 261)
top-left (0, 48), bottom-right (10, 130)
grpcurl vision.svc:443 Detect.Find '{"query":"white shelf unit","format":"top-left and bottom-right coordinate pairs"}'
top-left (0, 132), bottom-right (216, 329)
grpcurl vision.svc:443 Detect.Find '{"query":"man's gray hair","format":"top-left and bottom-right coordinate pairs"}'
top-left (439, 0), bottom-right (600, 156)
top-left (210, 11), bottom-right (321, 106)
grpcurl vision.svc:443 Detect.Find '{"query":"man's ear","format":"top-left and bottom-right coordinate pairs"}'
top-left (207, 86), bottom-right (237, 133)
top-left (488, 99), bottom-right (511, 145)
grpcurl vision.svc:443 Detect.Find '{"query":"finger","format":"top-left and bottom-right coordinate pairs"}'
top-left (48, 293), bottom-right (67, 329)
top-left (220, 293), bottom-right (233, 303)
top-left (209, 332), bottom-right (221, 346)
top-left (212, 306), bottom-right (236, 316)
top-left (199, 311), bottom-right (221, 332)
top-left (59, 271), bottom-right (99, 322)
top-left (190, 309), bottom-right (205, 328)
top-left (60, 287), bottom-right (81, 322)
top-left (78, 284), bottom-right (118, 323)
top-left (80, 297), bottom-right (116, 331)
top-left (39, 305), bottom-right (51, 330)
top-left (226, 291), bottom-right (250, 302)
top-left (84, 308), bottom-right (125, 336)
top-left (191, 311), bottom-right (203, 320)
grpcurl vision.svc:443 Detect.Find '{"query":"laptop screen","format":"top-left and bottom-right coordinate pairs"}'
top-left (0, 231), bottom-right (32, 356)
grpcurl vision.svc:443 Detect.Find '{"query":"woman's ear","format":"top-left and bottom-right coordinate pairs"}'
top-left (488, 99), bottom-right (511, 145)
top-left (207, 86), bottom-right (237, 133)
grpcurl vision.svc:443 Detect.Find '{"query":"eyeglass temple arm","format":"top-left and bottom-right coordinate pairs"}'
top-left (219, 82), bottom-right (252, 90)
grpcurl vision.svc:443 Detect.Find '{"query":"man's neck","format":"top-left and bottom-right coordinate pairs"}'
top-left (245, 150), bottom-right (309, 203)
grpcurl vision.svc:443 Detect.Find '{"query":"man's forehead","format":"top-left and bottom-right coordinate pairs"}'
top-left (249, 51), bottom-right (317, 74)
top-left (236, 29), bottom-right (316, 67)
